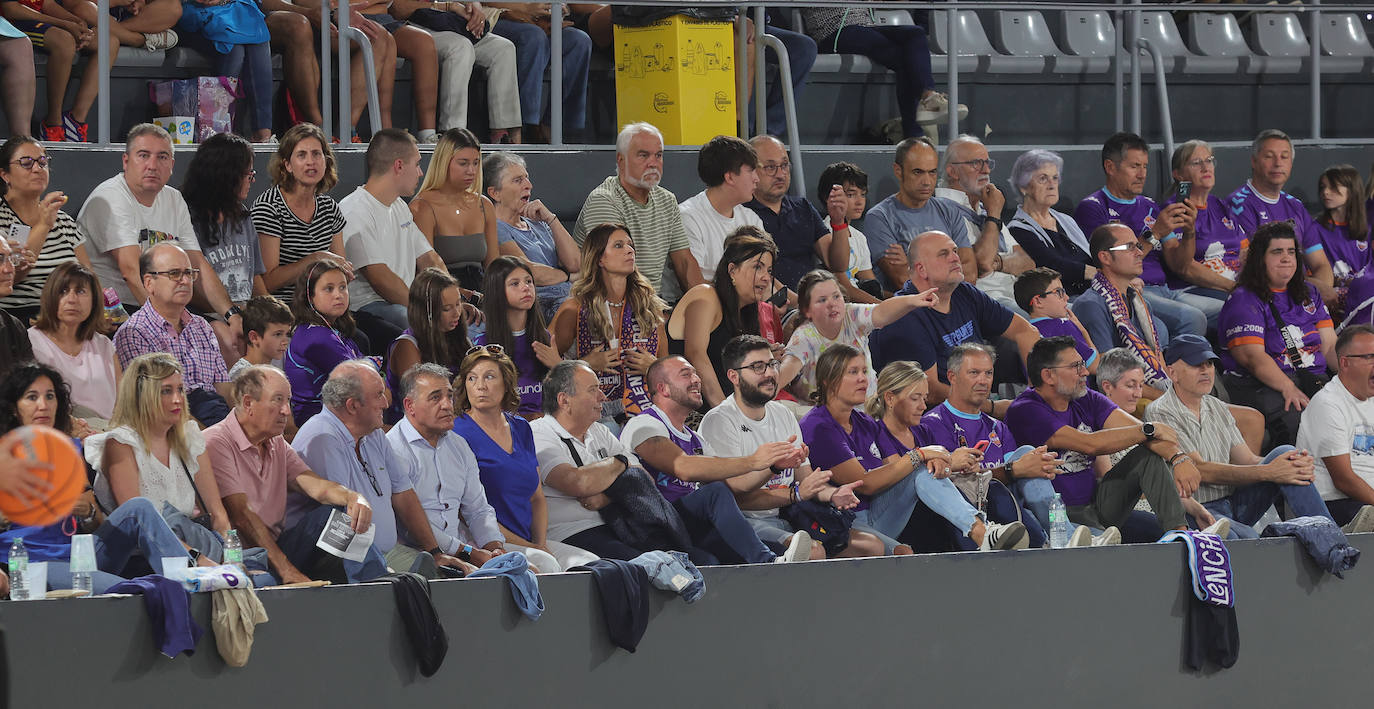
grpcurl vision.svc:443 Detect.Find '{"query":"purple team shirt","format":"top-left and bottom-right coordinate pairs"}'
top-left (1160, 194), bottom-right (1247, 290)
top-left (474, 330), bottom-right (544, 418)
top-left (1074, 188), bottom-right (1167, 285)
top-left (285, 323), bottom-right (364, 424)
top-left (1218, 283), bottom-right (1333, 376)
top-left (1309, 219), bottom-right (1372, 285)
top-left (920, 401), bottom-right (1019, 465)
top-left (1226, 182), bottom-right (1320, 253)
top-left (1005, 387), bottom-right (1119, 506)
top-left (1029, 317), bottom-right (1097, 366)
top-left (800, 406), bottom-right (902, 511)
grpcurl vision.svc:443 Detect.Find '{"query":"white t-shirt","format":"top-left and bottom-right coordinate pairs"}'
top-left (76, 175), bottom-right (201, 304)
top-left (698, 396), bottom-right (809, 518)
top-left (678, 189), bottom-right (764, 282)
top-left (845, 224), bottom-right (873, 281)
top-left (1298, 375), bottom-right (1374, 501)
top-left (531, 415), bottom-right (640, 542)
top-left (338, 187), bottom-right (435, 310)
top-left (784, 302), bottom-right (878, 395)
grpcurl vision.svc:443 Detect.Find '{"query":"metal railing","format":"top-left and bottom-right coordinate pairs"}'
top-left (85, 0), bottom-right (1372, 147)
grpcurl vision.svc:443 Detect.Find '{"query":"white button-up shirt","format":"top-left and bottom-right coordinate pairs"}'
top-left (386, 417), bottom-right (504, 552)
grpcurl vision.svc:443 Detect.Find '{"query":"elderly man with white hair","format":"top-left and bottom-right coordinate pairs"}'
top-left (572, 122), bottom-right (705, 304)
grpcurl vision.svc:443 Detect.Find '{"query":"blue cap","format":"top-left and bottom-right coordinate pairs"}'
top-left (1163, 333), bottom-right (1218, 366)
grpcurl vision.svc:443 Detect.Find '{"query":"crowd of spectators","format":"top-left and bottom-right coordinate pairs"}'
top-left (4, 117), bottom-right (1374, 601)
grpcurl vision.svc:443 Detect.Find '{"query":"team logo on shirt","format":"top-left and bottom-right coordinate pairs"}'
top-left (1221, 216), bottom-right (1236, 231)
top-left (1303, 300), bottom-right (1318, 315)
top-left (1143, 214), bottom-right (1157, 231)
top-left (869, 442), bottom-right (882, 458)
top-left (1359, 240), bottom-right (1369, 252)
top-left (988, 429), bottom-right (1002, 448)
top-left (740, 424), bottom-right (752, 433)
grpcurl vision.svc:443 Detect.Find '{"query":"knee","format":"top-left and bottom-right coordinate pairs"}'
top-left (280, 13), bottom-right (313, 44)
top-left (566, 28), bottom-right (591, 59)
top-left (119, 496), bottom-right (158, 517)
top-left (46, 30), bottom-right (76, 57)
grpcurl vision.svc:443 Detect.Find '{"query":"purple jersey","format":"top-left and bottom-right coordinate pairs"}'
top-left (1309, 219), bottom-right (1372, 285)
top-left (1029, 317), bottom-right (1097, 366)
top-left (1160, 194), bottom-right (1247, 289)
top-left (800, 406), bottom-right (902, 511)
top-left (920, 401), bottom-right (1019, 465)
top-left (638, 407), bottom-right (705, 503)
top-left (1074, 188), bottom-right (1167, 285)
top-left (1226, 182), bottom-right (1320, 253)
top-left (1219, 283), bottom-right (1333, 376)
top-left (1005, 387), bottom-right (1118, 506)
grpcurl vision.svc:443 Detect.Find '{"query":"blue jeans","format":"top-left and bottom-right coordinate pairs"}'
top-left (751, 25), bottom-right (816, 137)
top-left (276, 504), bottom-right (389, 583)
top-left (187, 387), bottom-right (231, 426)
top-left (491, 20), bottom-right (591, 134)
top-left (1142, 285), bottom-right (1209, 340)
top-left (673, 482), bottom-right (774, 564)
top-left (1198, 445), bottom-right (1334, 539)
top-left (857, 466), bottom-right (980, 541)
top-left (821, 24), bottom-right (933, 138)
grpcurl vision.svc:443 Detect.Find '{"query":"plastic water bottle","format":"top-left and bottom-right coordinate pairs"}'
top-left (1049, 493), bottom-right (1070, 549)
top-left (223, 530), bottom-right (244, 571)
top-left (8, 537), bottom-right (29, 600)
top-left (103, 287), bottom-right (128, 329)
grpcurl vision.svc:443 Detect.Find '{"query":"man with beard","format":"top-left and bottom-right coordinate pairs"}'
top-left (1148, 334), bottom-right (1353, 538)
top-left (619, 354), bottom-right (816, 562)
top-left (573, 122), bottom-right (704, 304)
top-left (699, 335), bottom-right (883, 557)
top-left (743, 135), bottom-right (833, 291)
top-left (1006, 336), bottom-right (1196, 536)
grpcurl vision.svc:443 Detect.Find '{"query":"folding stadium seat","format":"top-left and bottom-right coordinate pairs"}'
top-left (1186, 12), bottom-right (1263, 74)
top-left (993, 10), bottom-right (1098, 74)
top-left (1247, 11), bottom-right (1365, 74)
top-left (931, 9), bottom-right (1043, 73)
top-left (1319, 12), bottom-right (1374, 72)
top-left (1056, 10), bottom-right (1116, 74)
top-left (1247, 11), bottom-right (1307, 73)
top-left (1140, 11), bottom-right (1241, 74)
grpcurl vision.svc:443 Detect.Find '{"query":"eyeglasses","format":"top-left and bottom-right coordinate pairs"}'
top-left (952, 158), bottom-right (996, 171)
top-left (733, 359), bottom-right (782, 375)
top-left (147, 268), bottom-right (200, 282)
top-left (1047, 360), bottom-right (1089, 372)
top-left (467, 344), bottom-right (505, 357)
top-left (1106, 242), bottom-right (1144, 253)
top-left (357, 452), bottom-right (382, 497)
top-left (1342, 352), bottom-right (1374, 363)
top-left (1185, 156), bottom-right (1217, 169)
top-left (758, 161), bottom-right (791, 176)
top-left (9, 156), bottom-right (50, 170)
top-left (1039, 287), bottom-right (1067, 299)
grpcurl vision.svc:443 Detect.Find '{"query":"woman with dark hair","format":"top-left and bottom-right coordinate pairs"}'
top-left (28, 261), bottom-right (119, 421)
top-left (1311, 164), bottom-right (1372, 298)
top-left (666, 227), bottom-right (781, 408)
top-left (181, 132), bottom-right (268, 308)
top-left (0, 361), bottom-right (73, 435)
top-left (411, 127), bottom-right (498, 289)
top-left (477, 255), bottom-right (558, 419)
top-left (0, 136), bottom-right (89, 323)
top-left (451, 346), bottom-right (597, 571)
top-left (1219, 221), bottom-right (1337, 445)
top-left (252, 123), bottom-right (352, 302)
top-left (285, 258), bottom-right (367, 425)
top-left (484, 150), bottom-right (578, 323)
top-left (386, 267), bottom-right (470, 422)
top-left (778, 269), bottom-right (936, 401)
top-left (551, 223), bottom-right (665, 430)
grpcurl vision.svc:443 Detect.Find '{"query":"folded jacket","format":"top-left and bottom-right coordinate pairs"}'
top-left (107, 575), bottom-right (204, 658)
top-left (629, 550), bottom-right (704, 603)
top-left (1261, 515), bottom-right (1361, 578)
top-left (468, 552), bottom-right (544, 621)
top-left (211, 587), bottom-right (268, 667)
top-left (383, 572), bottom-right (448, 677)
top-left (570, 559), bottom-right (651, 652)
top-left (600, 465), bottom-right (694, 554)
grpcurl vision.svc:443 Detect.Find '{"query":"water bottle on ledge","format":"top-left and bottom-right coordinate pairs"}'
top-left (9, 537), bottom-right (29, 600)
top-left (224, 530), bottom-right (244, 571)
top-left (1049, 493), bottom-right (1069, 549)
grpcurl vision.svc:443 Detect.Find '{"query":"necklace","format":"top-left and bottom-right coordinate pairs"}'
top-left (607, 300), bottom-right (624, 308)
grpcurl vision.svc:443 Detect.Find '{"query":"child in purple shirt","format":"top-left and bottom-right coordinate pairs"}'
top-left (1014, 268), bottom-right (1099, 374)
top-left (284, 259), bottom-right (366, 425)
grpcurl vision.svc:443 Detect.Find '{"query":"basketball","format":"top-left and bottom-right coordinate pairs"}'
top-left (0, 426), bottom-right (86, 528)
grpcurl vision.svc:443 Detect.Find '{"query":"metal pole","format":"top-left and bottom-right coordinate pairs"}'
top-left (1137, 37), bottom-right (1172, 158)
top-left (1310, 0), bottom-right (1322, 140)
top-left (759, 33), bottom-right (802, 194)
top-left (551, 1), bottom-right (564, 144)
top-left (735, 11), bottom-right (749, 138)
top-left (338, 6), bottom-right (351, 142)
top-left (321, 1), bottom-right (332, 144)
top-left (946, 8), bottom-right (959, 139)
top-left (97, 0), bottom-right (110, 144)
top-left (754, 6), bottom-right (766, 136)
top-left (1113, 0), bottom-right (1124, 132)
top-left (1130, 0), bottom-right (1141, 135)
top-left (343, 27), bottom-right (382, 136)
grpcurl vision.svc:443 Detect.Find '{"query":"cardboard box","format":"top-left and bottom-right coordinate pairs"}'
top-left (614, 16), bottom-right (736, 145)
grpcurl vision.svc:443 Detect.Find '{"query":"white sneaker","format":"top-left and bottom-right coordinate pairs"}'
top-left (143, 29), bottom-right (178, 52)
top-left (1067, 526), bottom-right (1092, 547)
top-left (1091, 526), bottom-right (1122, 546)
top-left (980, 521), bottom-right (1028, 550)
top-left (774, 530), bottom-right (812, 563)
top-left (417, 129), bottom-right (439, 145)
top-left (916, 92), bottom-right (970, 125)
top-left (1203, 518), bottom-right (1232, 539)
top-left (1341, 505), bottom-right (1374, 534)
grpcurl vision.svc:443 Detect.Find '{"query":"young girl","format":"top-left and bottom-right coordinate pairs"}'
top-left (478, 255), bottom-right (560, 419)
top-left (285, 258), bottom-right (367, 425)
top-left (1312, 164), bottom-right (1372, 296)
top-left (386, 267), bottom-right (469, 422)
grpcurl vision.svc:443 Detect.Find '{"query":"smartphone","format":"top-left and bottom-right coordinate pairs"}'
top-left (973, 440), bottom-right (990, 453)
top-left (1177, 180), bottom-right (1192, 202)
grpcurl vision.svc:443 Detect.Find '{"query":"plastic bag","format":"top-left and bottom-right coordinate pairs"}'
top-left (147, 76), bottom-right (241, 141)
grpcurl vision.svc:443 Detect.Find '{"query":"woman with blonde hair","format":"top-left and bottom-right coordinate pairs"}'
top-left (410, 127), bottom-right (499, 290)
top-left (550, 223), bottom-right (665, 431)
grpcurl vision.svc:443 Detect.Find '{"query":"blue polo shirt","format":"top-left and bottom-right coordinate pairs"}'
top-left (745, 195), bottom-right (828, 289)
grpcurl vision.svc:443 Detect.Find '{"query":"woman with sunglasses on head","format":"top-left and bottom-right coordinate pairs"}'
top-left (550, 223), bottom-right (666, 432)
top-left (28, 261), bottom-right (119, 423)
top-left (182, 133), bottom-right (269, 316)
top-left (477, 256), bottom-right (558, 420)
top-left (451, 345), bottom-right (597, 571)
top-left (285, 257), bottom-right (368, 426)
top-left (0, 136), bottom-right (90, 324)
top-left (386, 267), bottom-right (470, 423)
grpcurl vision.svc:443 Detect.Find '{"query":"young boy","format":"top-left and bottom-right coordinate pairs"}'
top-left (817, 161), bottom-right (882, 302)
top-left (231, 296), bottom-right (292, 378)
top-left (1014, 267), bottom-right (1100, 375)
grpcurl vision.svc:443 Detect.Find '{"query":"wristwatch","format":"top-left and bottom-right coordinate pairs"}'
top-left (613, 453), bottom-right (631, 473)
top-left (1142, 422), bottom-right (1157, 441)
top-left (457, 544), bottom-right (473, 562)
top-left (223, 305), bottom-right (242, 320)
top-left (188, 547), bottom-right (201, 563)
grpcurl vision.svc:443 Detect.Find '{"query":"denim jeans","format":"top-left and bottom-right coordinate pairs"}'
top-left (673, 482), bottom-right (775, 564)
top-left (1016, 472), bottom-right (1156, 541)
top-left (821, 24), bottom-right (933, 138)
top-left (276, 504), bottom-right (389, 583)
top-left (1142, 285), bottom-right (1209, 340)
top-left (857, 465), bottom-right (982, 542)
top-left (1198, 445), bottom-right (1334, 539)
top-left (187, 387), bottom-right (231, 426)
top-left (491, 20), bottom-right (591, 133)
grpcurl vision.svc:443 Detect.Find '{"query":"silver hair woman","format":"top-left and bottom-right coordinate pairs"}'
top-left (1006, 149), bottom-right (1096, 297)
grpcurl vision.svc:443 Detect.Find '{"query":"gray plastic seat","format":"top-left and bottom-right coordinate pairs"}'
top-left (1251, 12), bottom-right (1364, 73)
top-left (995, 10), bottom-right (1094, 73)
top-left (1320, 12), bottom-right (1374, 70)
top-left (872, 10), bottom-right (914, 27)
top-left (1139, 11), bottom-right (1240, 73)
top-left (34, 46), bottom-right (167, 70)
top-left (1187, 12), bottom-right (1264, 73)
top-left (931, 9), bottom-right (1043, 73)
top-left (1056, 10), bottom-right (1115, 73)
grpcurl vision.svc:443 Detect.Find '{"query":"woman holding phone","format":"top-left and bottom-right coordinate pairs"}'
top-left (1158, 139), bottom-right (1241, 329)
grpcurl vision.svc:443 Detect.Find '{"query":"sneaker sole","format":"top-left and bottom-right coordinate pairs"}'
top-left (781, 531), bottom-right (811, 563)
top-left (1091, 527), bottom-right (1122, 546)
top-left (992, 523), bottom-right (1028, 550)
top-left (1342, 506), bottom-right (1374, 535)
top-left (1203, 518), bottom-right (1231, 539)
top-left (1068, 526), bottom-right (1092, 547)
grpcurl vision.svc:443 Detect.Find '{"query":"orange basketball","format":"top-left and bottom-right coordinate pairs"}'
top-left (0, 426), bottom-right (86, 527)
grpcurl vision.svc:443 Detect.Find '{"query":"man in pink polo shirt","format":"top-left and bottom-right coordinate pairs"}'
top-left (205, 364), bottom-right (385, 584)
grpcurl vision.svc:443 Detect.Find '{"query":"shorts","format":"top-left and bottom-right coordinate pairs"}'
top-left (11, 19), bottom-right (52, 49)
top-left (363, 12), bottom-right (405, 33)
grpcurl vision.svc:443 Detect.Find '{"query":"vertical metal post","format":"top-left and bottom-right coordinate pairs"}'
top-left (753, 6), bottom-right (766, 136)
top-left (96, 0), bottom-right (110, 144)
top-left (946, 8), bottom-right (959, 139)
top-left (759, 34), bottom-right (802, 194)
top-left (321, 1), bottom-right (333, 144)
top-left (735, 11), bottom-right (749, 138)
top-left (1130, 0), bottom-right (1142, 135)
top-left (1114, 0), bottom-right (1124, 132)
top-left (551, 0), bottom-right (564, 144)
top-left (338, 7), bottom-right (352, 142)
top-left (1310, 0), bottom-right (1322, 140)
top-left (343, 27), bottom-right (382, 136)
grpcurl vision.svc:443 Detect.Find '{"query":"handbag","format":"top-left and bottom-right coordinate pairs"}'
top-left (779, 499), bottom-right (854, 558)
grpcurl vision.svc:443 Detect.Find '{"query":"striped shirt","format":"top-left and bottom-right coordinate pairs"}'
top-left (250, 186), bottom-right (346, 301)
top-left (572, 175), bottom-right (691, 302)
top-left (113, 303), bottom-right (229, 393)
top-left (0, 197), bottom-right (86, 310)
top-left (1144, 386), bottom-right (1247, 504)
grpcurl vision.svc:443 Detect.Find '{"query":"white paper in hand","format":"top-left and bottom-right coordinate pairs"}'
top-left (315, 508), bottom-right (376, 562)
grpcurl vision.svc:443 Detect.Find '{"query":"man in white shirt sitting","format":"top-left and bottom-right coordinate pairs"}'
top-left (678, 135), bottom-right (763, 283)
top-left (1297, 324), bottom-right (1374, 533)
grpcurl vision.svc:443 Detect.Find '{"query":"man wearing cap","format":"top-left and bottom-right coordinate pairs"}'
top-left (1145, 333), bottom-right (1347, 538)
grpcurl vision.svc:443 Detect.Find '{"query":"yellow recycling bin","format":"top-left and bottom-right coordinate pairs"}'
top-left (614, 15), bottom-right (737, 146)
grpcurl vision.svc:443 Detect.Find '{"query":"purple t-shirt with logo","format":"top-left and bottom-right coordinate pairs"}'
top-left (1029, 317), bottom-right (1097, 366)
top-left (800, 406), bottom-right (902, 511)
top-left (1160, 193), bottom-right (1247, 290)
top-left (474, 330), bottom-right (544, 418)
top-left (1219, 283), bottom-right (1333, 376)
top-left (1226, 182), bottom-right (1320, 253)
top-left (1309, 219), bottom-right (1372, 285)
top-left (920, 401), bottom-right (1019, 464)
top-left (1074, 188), bottom-right (1166, 286)
top-left (1005, 387), bottom-right (1118, 506)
